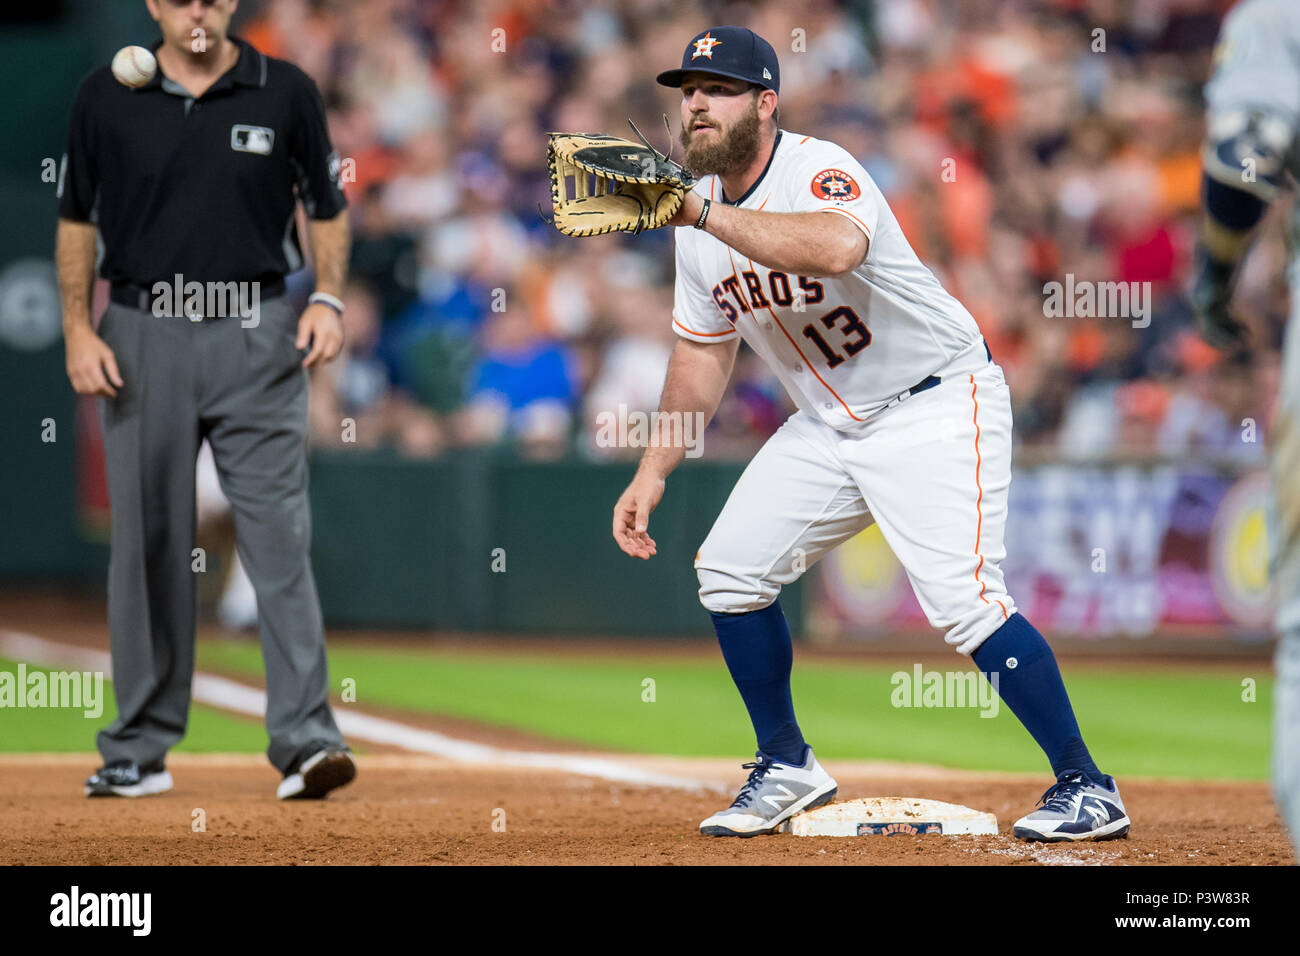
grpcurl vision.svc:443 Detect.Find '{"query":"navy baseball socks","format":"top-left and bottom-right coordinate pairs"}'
top-left (710, 599), bottom-right (809, 767)
top-left (710, 604), bottom-right (1103, 788)
top-left (972, 612), bottom-right (1106, 786)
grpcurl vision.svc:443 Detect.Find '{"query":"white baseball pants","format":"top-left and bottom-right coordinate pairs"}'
top-left (696, 356), bottom-right (1017, 655)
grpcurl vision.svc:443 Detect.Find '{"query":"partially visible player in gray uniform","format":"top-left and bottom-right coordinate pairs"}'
top-left (1194, 0), bottom-right (1300, 856)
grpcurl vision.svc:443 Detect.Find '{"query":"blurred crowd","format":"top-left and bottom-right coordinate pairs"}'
top-left (240, 0), bottom-right (1289, 464)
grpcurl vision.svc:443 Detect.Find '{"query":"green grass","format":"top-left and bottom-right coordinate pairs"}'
top-left (192, 641), bottom-right (1274, 781)
top-left (0, 656), bottom-right (270, 753)
top-left (3, 642), bottom-right (1268, 780)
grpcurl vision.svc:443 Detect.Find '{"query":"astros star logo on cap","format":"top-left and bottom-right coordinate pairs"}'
top-left (691, 31), bottom-right (722, 59)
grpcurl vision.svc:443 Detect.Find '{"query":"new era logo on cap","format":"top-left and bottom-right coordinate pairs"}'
top-left (657, 25), bottom-right (780, 94)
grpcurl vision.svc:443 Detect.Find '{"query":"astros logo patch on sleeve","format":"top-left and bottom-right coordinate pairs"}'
top-left (811, 168), bottom-right (861, 202)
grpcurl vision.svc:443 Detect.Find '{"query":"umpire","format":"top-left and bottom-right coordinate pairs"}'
top-left (56, 0), bottom-right (355, 800)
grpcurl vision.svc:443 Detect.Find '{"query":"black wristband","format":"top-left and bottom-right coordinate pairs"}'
top-left (694, 198), bottom-right (711, 230)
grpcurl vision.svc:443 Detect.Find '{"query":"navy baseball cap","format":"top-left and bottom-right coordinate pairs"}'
top-left (656, 26), bottom-right (780, 94)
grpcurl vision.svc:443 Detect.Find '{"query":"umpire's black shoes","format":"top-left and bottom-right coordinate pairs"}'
top-left (85, 760), bottom-right (173, 797)
top-left (277, 743), bottom-right (356, 800)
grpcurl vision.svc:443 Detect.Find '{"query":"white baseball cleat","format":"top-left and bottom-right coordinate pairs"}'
top-left (1013, 770), bottom-right (1130, 842)
top-left (700, 748), bottom-right (838, 837)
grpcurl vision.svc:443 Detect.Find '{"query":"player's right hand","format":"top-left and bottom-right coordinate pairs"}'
top-left (64, 326), bottom-right (123, 398)
top-left (612, 471), bottom-right (665, 560)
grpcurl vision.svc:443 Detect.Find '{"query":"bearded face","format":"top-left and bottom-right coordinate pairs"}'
top-left (679, 93), bottom-right (762, 177)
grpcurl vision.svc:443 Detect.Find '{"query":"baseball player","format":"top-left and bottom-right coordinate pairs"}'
top-left (57, 0), bottom-right (355, 800)
top-left (612, 26), bottom-right (1129, 841)
top-left (1193, 0), bottom-right (1300, 856)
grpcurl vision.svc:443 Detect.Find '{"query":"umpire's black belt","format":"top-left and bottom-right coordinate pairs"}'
top-left (110, 278), bottom-right (285, 317)
top-left (884, 339), bottom-right (993, 410)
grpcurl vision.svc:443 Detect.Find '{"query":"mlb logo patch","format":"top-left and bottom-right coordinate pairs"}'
top-left (231, 125), bottom-right (275, 155)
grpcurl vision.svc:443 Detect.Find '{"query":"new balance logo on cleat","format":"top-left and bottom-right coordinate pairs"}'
top-left (761, 784), bottom-right (797, 811)
top-left (1082, 800), bottom-right (1109, 829)
top-left (1013, 771), bottom-right (1131, 843)
top-left (699, 749), bottom-right (838, 837)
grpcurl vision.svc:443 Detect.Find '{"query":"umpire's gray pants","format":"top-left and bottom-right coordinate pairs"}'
top-left (95, 295), bottom-right (344, 774)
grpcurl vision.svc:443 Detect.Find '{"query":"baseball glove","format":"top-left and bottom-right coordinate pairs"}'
top-left (546, 122), bottom-right (696, 237)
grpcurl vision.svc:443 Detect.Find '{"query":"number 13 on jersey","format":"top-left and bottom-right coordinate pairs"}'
top-left (802, 305), bottom-right (871, 369)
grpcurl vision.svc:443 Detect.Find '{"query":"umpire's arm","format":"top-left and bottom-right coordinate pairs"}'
top-left (56, 75), bottom-right (122, 398)
top-left (57, 219), bottom-right (122, 397)
top-left (297, 211), bottom-right (350, 367)
top-left (307, 212), bottom-right (349, 302)
top-left (291, 67), bottom-right (351, 368)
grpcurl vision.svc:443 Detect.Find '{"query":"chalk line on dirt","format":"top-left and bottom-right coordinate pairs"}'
top-left (0, 630), bottom-right (722, 792)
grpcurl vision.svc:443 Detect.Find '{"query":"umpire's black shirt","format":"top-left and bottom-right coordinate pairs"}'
top-left (58, 36), bottom-right (347, 287)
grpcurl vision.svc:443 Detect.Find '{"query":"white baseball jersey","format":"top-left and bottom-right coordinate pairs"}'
top-left (672, 129), bottom-right (986, 431)
top-left (683, 129), bottom-right (1017, 655)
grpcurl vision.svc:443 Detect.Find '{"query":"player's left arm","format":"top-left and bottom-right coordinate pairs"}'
top-left (669, 193), bottom-right (868, 277)
top-left (1192, 112), bottom-right (1292, 350)
top-left (1192, 3), bottom-right (1299, 350)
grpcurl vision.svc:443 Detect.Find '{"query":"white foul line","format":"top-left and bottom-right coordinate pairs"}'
top-left (0, 630), bottom-right (717, 791)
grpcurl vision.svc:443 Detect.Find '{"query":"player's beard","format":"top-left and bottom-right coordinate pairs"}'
top-left (680, 98), bottom-right (761, 177)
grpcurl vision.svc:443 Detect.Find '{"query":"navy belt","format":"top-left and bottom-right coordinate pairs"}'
top-left (884, 374), bottom-right (940, 409)
top-left (110, 278), bottom-right (285, 317)
top-left (884, 340), bottom-right (992, 410)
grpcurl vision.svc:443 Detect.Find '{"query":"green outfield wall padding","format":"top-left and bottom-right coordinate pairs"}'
top-left (306, 450), bottom-right (802, 637)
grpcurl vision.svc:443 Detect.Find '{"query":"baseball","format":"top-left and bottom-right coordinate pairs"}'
top-left (111, 46), bottom-right (156, 88)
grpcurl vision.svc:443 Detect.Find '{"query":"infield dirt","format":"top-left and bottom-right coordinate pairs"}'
top-left (0, 754), bottom-right (1291, 865)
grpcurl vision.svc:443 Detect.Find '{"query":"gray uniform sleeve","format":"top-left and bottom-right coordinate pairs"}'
top-left (1205, 0), bottom-right (1300, 127)
top-left (1203, 0), bottom-right (1300, 199)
